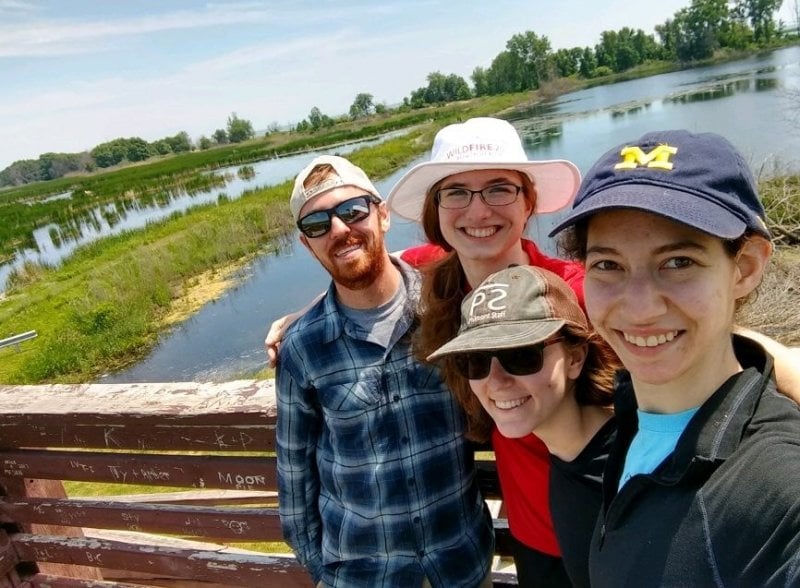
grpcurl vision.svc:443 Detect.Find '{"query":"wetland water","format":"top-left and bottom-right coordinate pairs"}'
top-left (90, 47), bottom-right (800, 381)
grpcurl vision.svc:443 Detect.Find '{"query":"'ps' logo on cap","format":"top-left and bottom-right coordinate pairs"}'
top-left (614, 144), bottom-right (678, 171)
top-left (468, 283), bottom-right (508, 324)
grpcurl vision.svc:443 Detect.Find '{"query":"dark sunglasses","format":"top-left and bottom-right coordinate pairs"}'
top-left (297, 195), bottom-right (381, 238)
top-left (453, 338), bottom-right (563, 380)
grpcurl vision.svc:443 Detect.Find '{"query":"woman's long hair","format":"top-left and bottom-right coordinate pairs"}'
top-left (561, 324), bottom-right (620, 408)
top-left (415, 251), bottom-right (492, 441)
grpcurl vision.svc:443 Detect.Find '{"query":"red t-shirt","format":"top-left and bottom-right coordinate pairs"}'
top-left (401, 239), bottom-right (585, 556)
top-left (400, 239), bottom-right (584, 307)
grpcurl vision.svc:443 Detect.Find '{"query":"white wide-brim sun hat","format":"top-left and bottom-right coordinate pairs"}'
top-left (387, 117), bottom-right (581, 222)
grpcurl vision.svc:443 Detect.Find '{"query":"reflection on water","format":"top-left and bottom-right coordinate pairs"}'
top-left (667, 79), bottom-right (750, 103)
top-left (519, 124), bottom-right (563, 149)
top-left (0, 132), bottom-right (404, 291)
top-left (610, 102), bottom-right (653, 118)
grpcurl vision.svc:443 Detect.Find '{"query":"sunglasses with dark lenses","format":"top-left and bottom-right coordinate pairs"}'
top-left (297, 195), bottom-right (381, 238)
top-left (453, 338), bottom-right (563, 380)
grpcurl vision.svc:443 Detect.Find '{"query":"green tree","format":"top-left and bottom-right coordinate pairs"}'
top-left (349, 93), bottom-right (375, 119)
top-left (125, 137), bottom-right (151, 162)
top-left (91, 139), bottom-right (128, 168)
top-left (308, 106), bottom-right (324, 131)
top-left (408, 87), bottom-right (427, 109)
top-left (165, 131), bottom-right (192, 153)
top-left (719, 18), bottom-right (753, 49)
top-left (424, 72), bottom-right (448, 103)
top-left (471, 66), bottom-right (490, 96)
top-left (445, 73), bottom-right (472, 100)
top-left (212, 129), bottom-right (228, 144)
top-left (38, 152), bottom-right (90, 180)
top-left (151, 140), bottom-right (172, 155)
top-left (506, 31), bottom-right (553, 90)
top-left (485, 50), bottom-right (525, 94)
top-left (226, 113), bottom-right (255, 143)
top-left (736, 0), bottom-right (783, 43)
top-left (578, 47), bottom-right (598, 78)
top-left (594, 27), bottom-right (657, 73)
top-left (198, 136), bottom-right (213, 150)
top-left (554, 47), bottom-right (583, 77)
top-left (595, 31), bottom-right (618, 70)
top-left (0, 159), bottom-right (40, 185)
top-left (668, 0), bottom-right (729, 61)
top-left (656, 19), bottom-right (679, 60)
top-left (794, 0), bottom-right (800, 35)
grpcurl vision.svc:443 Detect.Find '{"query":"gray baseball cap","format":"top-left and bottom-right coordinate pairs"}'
top-left (290, 155), bottom-right (381, 221)
top-left (428, 265), bottom-right (588, 360)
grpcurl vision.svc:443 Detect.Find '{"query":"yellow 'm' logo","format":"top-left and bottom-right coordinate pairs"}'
top-left (614, 144), bottom-right (678, 171)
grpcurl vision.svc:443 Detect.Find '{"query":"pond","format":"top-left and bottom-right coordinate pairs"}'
top-left (93, 46), bottom-right (800, 382)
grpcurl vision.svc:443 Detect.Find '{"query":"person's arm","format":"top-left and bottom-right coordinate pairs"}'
top-left (276, 356), bottom-right (324, 583)
top-left (264, 293), bottom-right (324, 367)
top-left (736, 326), bottom-right (800, 403)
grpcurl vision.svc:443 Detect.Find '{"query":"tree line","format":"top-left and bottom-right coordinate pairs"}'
top-left (1, 0), bottom-right (792, 188)
top-left (0, 114), bottom-right (254, 187)
top-left (236, 0), bottom-right (791, 136)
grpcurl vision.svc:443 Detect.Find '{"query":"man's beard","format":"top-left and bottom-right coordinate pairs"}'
top-left (319, 233), bottom-right (388, 291)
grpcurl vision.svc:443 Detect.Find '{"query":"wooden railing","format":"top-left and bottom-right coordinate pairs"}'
top-left (0, 381), bottom-right (515, 587)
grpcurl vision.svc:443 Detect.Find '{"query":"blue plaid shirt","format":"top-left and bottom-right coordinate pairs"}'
top-left (277, 258), bottom-right (493, 587)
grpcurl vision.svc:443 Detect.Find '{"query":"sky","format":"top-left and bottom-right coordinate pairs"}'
top-left (1, 0), bottom-right (796, 170)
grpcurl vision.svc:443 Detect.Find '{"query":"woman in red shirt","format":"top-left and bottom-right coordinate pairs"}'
top-left (388, 117), bottom-right (583, 587)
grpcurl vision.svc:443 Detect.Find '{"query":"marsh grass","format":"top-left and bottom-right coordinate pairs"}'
top-left (735, 175), bottom-right (800, 344)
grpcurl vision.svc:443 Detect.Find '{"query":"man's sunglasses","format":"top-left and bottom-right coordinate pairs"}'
top-left (453, 338), bottom-right (563, 380)
top-left (297, 195), bottom-right (381, 238)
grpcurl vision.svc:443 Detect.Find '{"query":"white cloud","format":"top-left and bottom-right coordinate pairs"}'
top-left (0, 0), bottom-right (37, 11)
top-left (0, 3), bottom-right (276, 57)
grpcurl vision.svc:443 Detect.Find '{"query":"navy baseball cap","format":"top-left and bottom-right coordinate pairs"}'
top-left (549, 130), bottom-right (770, 239)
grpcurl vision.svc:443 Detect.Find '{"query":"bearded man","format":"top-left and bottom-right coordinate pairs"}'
top-left (275, 155), bottom-right (493, 588)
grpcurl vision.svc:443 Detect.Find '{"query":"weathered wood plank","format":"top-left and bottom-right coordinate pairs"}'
top-left (0, 381), bottom-right (278, 452)
top-left (29, 575), bottom-right (156, 587)
top-left (1, 451), bottom-right (277, 491)
top-left (75, 490), bottom-right (277, 506)
top-left (0, 499), bottom-right (283, 542)
top-left (12, 535), bottom-right (311, 587)
top-left (2, 479), bottom-right (105, 582)
top-left (0, 417), bottom-right (275, 452)
top-left (0, 382), bottom-right (276, 416)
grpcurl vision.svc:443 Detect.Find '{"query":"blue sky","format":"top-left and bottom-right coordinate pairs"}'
top-left (0, 0), bottom-right (794, 170)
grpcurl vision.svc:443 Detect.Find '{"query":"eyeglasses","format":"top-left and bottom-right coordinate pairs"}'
top-left (436, 183), bottom-right (522, 209)
top-left (453, 338), bottom-right (563, 380)
top-left (297, 195), bottom-right (381, 238)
